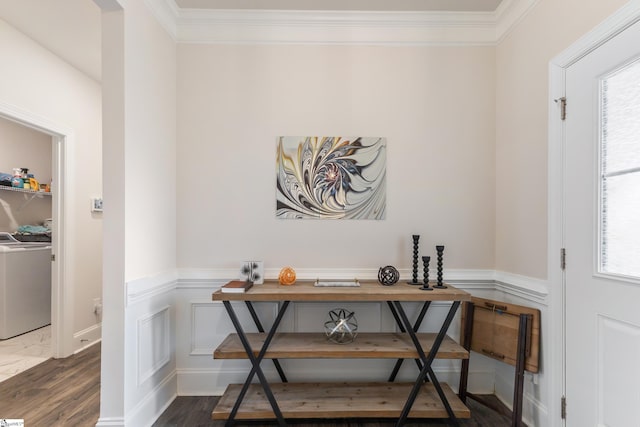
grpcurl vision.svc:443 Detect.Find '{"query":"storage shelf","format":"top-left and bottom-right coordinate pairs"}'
top-left (0, 186), bottom-right (51, 196)
top-left (214, 332), bottom-right (469, 360)
top-left (212, 382), bottom-right (471, 420)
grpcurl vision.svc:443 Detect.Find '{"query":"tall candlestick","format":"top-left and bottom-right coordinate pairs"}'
top-left (434, 245), bottom-right (447, 289)
top-left (420, 256), bottom-right (432, 291)
top-left (408, 235), bottom-right (421, 285)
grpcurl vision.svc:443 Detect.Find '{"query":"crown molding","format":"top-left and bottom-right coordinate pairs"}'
top-left (145, 0), bottom-right (179, 38)
top-left (147, 0), bottom-right (538, 45)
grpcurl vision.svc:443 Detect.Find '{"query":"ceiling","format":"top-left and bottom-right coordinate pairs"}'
top-left (0, 0), bottom-right (506, 83)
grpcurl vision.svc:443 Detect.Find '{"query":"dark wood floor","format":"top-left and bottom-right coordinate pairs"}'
top-left (152, 395), bottom-right (512, 427)
top-left (0, 343), bottom-right (512, 427)
top-left (0, 342), bottom-right (101, 426)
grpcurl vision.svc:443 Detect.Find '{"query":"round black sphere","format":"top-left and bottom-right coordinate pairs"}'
top-left (378, 265), bottom-right (400, 286)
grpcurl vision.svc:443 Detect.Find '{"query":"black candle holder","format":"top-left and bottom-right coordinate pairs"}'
top-left (434, 245), bottom-right (447, 289)
top-left (420, 256), bottom-right (432, 291)
top-left (408, 235), bottom-right (421, 285)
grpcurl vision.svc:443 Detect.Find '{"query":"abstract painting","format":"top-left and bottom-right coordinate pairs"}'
top-left (276, 136), bottom-right (386, 219)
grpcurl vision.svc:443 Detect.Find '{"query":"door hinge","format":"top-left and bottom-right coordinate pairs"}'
top-left (555, 97), bottom-right (567, 120)
top-left (561, 396), bottom-right (567, 419)
top-left (51, 254), bottom-right (55, 262)
top-left (560, 248), bottom-right (566, 270)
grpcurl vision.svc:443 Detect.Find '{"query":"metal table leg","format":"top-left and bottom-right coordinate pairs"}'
top-left (387, 301), bottom-right (431, 382)
top-left (222, 300), bottom-right (291, 426)
top-left (458, 302), bottom-right (475, 404)
top-left (393, 300), bottom-right (461, 427)
top-left (245, 301), bottom-right (288, 383)
top-left (512, 313), bottom-right (531, 427)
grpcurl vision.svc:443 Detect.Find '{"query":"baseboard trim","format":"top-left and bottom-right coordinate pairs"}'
top-left (495, 371), bottom-right (548, 427)
top-left (126, 370), bottom-right (177, 427)
top-left (95, 417), bottom-right (125, 427)
top-left (73, 323), bottom-right (102, 354)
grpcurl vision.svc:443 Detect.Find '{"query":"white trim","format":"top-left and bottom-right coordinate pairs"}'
top-left (176, 268), bottom-right (543, 300)
top-left (126, 370), bottom-right (177, 427)
top-left (0, 100), bottom-right (74, 358)
top-left (126, 270), bottom-right (178, 305)
top-left (144, 0), bottom-right (178, 38)
top-left (189, 300), bottom-right (217, 356)
top-left (494, 271), bottom-right (549, 304)
top-left (548, 3), bottom-right (640, 427)
top-left (551, 1), bottom-right (640, 69)
top-left (95, 417), bottom-right (125, 427)
top-left (494, 0), bottom-right (540, 44)
top-left (93, 0), bottom-right (123, 12)
top-left (137, 306), bottom-right (171, 386)
top-left (177, 267), bottom-right (496, 284)
top-left (73, 324), bottom-right (102, 354)
top-left (495, 370), bottom-right (549, 427)
top-left (148, 0), bottom-right (538, 45)
top-left (548, 46), bottom-right (568, 427)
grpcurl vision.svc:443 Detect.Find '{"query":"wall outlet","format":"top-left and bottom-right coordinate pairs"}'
top-left (93, 297), bottom-right (102, 316)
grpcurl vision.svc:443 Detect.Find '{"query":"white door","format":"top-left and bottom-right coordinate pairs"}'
top-left (565, 19), bottom-right (640, 427)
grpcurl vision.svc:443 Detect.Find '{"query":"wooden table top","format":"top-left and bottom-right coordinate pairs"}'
top-left (212, 280), bottom-right (471, 302)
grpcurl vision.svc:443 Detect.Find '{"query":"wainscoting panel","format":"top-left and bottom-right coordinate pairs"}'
top-left (124, 274), bottom-right (177, 427)
top-left (137, 306), bottom-right (171, 386)
top-left (190, 300), bottom-right (279, 356)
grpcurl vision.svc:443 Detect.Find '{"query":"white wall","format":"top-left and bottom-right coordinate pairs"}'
top-left (174, 39), bottom-right (502, 417)
top-left (495, 0), bottom-right (628, 279)
top-left (176, 44), bottom-right (496, 272)
top-left (99, 0), bottom-right (177, 424)
top-left (0, 18), bottom-right (102, 350)
top-left (0, 116), bottom-right (52, 231)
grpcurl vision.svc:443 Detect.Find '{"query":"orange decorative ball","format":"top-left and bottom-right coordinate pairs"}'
top-left (278, 267), bottom-right (296, 285)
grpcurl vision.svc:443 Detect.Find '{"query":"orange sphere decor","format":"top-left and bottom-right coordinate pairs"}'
top-left (278, 267), bottom-right (296, 285)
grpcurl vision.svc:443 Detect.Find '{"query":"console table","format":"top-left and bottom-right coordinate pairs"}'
top-left (211, 280), bottom-right (472, 426)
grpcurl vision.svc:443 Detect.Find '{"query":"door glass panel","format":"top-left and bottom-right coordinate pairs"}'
top-left (600, 59), bottom-right (640, 278)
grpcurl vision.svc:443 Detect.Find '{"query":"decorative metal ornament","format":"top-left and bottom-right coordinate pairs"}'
top-left (408, 235), bottom-right (421, 285)
top-left (278, 266), bottom-right (296, 285)
top-left (324, 308), bottom-right (358, 344)
top-left (378, 265), bottom-right (400, 286)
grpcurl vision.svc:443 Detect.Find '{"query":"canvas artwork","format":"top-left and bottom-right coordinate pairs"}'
top-left (276, 136), bottom-right (386, 220)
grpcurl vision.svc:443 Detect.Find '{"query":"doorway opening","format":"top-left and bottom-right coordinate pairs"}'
top-left (0, 100), bottom-right (72, 364)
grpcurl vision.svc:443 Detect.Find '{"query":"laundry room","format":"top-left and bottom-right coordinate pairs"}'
top-left (0, 114), bottom-right (52, 348)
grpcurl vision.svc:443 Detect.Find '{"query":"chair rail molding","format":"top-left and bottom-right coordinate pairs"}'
top-left (126, 269), bottom-right (179, 306)
top-left (493, 270), bottom-right (549, 305)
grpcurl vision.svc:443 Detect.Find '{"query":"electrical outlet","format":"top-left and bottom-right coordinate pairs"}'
top-left (93, 298), bottom-right (102, 316)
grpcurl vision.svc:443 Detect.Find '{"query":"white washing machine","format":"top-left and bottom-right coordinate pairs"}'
top-left (0, 232), bottom-right (52, 339)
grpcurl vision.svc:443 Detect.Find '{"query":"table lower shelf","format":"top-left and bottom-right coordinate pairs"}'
top-left (212, 382), bottom-right (470, 420)
top-left (214, 332), bottom-right (469, 359)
